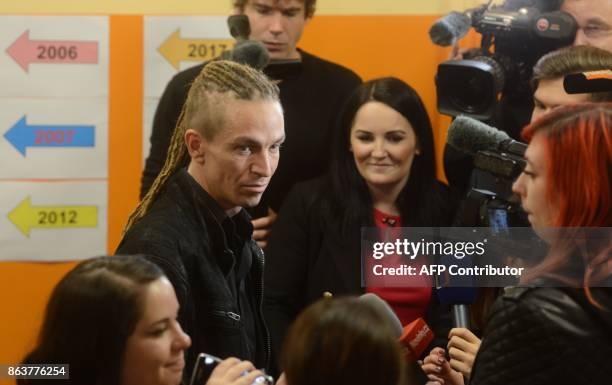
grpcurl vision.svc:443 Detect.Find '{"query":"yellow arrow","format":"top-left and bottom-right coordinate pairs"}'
top-left (158, 29), bottom-right (235, 70)
top-left (8, 196), bottom-right (98, 237)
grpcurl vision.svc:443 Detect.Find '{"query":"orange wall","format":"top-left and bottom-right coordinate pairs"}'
top-left (0, 14), bottom-right (480, 380)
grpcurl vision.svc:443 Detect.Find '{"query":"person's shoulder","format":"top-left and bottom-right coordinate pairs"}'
top-left (281, 176), bottom-right (327, 211)
top-left (496, 286), bottom-right (610, 331)
top-left (299, 50), bottom-right (361, 83)
top-left (167, 62), bottom-right (207, 89)
top-left (289, 176), bottom-right (328, 199)
top-left (432, 179), bottom-right (451, 195)
top-left (119, 206), bottom-right (182, 249)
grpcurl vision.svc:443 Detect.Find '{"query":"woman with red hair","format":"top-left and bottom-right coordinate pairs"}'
top-left (467, 103), bottom-right (612, 385)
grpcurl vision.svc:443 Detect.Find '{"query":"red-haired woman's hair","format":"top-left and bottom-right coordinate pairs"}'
top-left (522, 103), bottom-right (611, 227)
top-left (519, 103), bottom-right (611, 292)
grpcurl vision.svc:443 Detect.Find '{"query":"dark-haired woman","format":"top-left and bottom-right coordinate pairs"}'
top-left (20, 255), bottom-right (267, 385)
top-left (264, 77), bottom-right (457, 368)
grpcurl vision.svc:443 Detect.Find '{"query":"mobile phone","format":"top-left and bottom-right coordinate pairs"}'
top-left (189, 353), bottom-right (273, 385)
top-left (189, 353), bottom-right (222, 385)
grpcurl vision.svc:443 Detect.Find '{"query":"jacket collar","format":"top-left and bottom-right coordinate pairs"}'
top-left (172, 169), bottom-right (254, 274)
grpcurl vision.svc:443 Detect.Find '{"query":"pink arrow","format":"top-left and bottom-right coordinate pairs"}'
top-left (6, 30), bottom-right (98, 73)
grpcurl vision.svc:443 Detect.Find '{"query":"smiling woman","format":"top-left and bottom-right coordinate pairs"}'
top-left (19, 255), bottom-right (169, 385)
top-left (264, 77), bottom-right (458, 379)
top-left (19, 255), bottom-right (267, 385)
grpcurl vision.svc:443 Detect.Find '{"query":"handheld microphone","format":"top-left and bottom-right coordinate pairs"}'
top-left (447, 116), bottom-right (527, 156)
top-left (436, 287), bottom-right (477, 329)
top-left (359, 293), bottom-right (434, 361)
top-left (399, 318), bottom-right (434, 361)
top-left (429, 11), bottom-right (472, 47)
top-left (564, 70), bottom-right (612, 94)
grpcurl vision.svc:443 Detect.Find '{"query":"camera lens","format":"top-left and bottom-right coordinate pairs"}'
top-left (437, 57), bottom-right (506, 119)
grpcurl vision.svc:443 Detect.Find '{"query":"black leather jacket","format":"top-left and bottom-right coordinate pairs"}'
top-left (116, 169), bottom-right (271, 376)
top-left (470, 286), bottom-right (612, 385)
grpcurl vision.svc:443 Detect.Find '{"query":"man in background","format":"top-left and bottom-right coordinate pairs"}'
top-left (561, 0), bottom-right (612, 52)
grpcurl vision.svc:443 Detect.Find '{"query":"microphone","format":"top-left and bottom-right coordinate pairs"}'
top-left (217, 40), bottom-right (270, 70)
top-left (564, 70), bottom-right (612, 94)
top-left (436, 287), bottom-right (476, 329)
top-left (216, 14), bottom-right (270, 70)
top-left (429, 11), bottom-right (472, 47)
top-left (399, 318), bottom-right (435, 362)
top-left (447, 116), bottom-right (527, 156)
top-left (224, 13), bottom-right (300, 80)
top-left (359, 293), bottom-right (434, 362)
top-left (227, 14), bottom-right (251, 41)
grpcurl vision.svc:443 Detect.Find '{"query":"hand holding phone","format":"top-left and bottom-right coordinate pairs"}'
top-left (190, 354), bottom-right (272, 385)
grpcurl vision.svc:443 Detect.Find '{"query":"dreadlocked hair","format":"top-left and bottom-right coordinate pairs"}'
top-left (123, 60), bottom-right (279, 233)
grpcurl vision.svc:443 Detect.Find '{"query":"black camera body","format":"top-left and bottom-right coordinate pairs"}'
top-left (456, 144), bottom-right (528, 228)
top-left (436, 0), bottom-right (576, 121)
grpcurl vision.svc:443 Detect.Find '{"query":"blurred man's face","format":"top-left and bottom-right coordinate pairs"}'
top-left (240, 0), bottom-right (310, 60)
top-left (531, 77), bottom-right (589, 122)
top-left (562, 0), bottom-right (612, 52)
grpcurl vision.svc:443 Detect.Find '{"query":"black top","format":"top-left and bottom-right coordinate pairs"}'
top-left (470, 285), bottom-right (612, 385)
top-left (142, 50), bottom-right (362, 217)
top-left (264, 176), bottom-right (456, 368)
top-left (117, 169), bottom-right (271, 376)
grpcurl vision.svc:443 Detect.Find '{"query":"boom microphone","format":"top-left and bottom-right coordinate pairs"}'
top-left (218, 40), bottom-right (270, 70)
top-left (429, 11), bottom-right (472, 46)
top-left (216, 15), bottom-right (270, 70)
top-left (359, 293), bottom-right (433, 361)
top-left (227, 14), bottom-right (251, 41)
top-left (447, 116), bottom-right (526, 156)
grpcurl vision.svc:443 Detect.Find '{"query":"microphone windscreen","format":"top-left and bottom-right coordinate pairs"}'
top-left (228, 40), bottom-right (270, 70)
top-left (447, 115), bottom-right (510, 154)
top-left (358, 293), bottom-right (403, 338)
top-left (227, 14), bottom-right (251, 40)
top-left (429, 11), bottom-right (471, 46)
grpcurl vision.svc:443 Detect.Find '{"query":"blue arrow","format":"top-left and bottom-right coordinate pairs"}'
top-left (4, 116), bottom-right (95, 157)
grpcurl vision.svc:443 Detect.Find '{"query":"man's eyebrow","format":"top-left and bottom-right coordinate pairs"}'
top-left (230, 137), bottom-right (261, 146)
top-left (252, 2), bottom-right (272, 9)
top-left (585, 17), bottom-right (611, 27)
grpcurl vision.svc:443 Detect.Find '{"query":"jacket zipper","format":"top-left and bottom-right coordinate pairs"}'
top-left (253, 243), bottom-right (272, 372)
top-left (212, 310), bottom-right (241, 322)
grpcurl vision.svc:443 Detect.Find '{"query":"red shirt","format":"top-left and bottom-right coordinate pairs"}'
top-left (366, 208), bottom-right (432, 326)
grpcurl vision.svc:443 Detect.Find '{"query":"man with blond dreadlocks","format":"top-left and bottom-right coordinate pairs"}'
top-left (141, 0), bottom-right (361, 248)
top-left (117, 60), bottom-right (285, 378)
